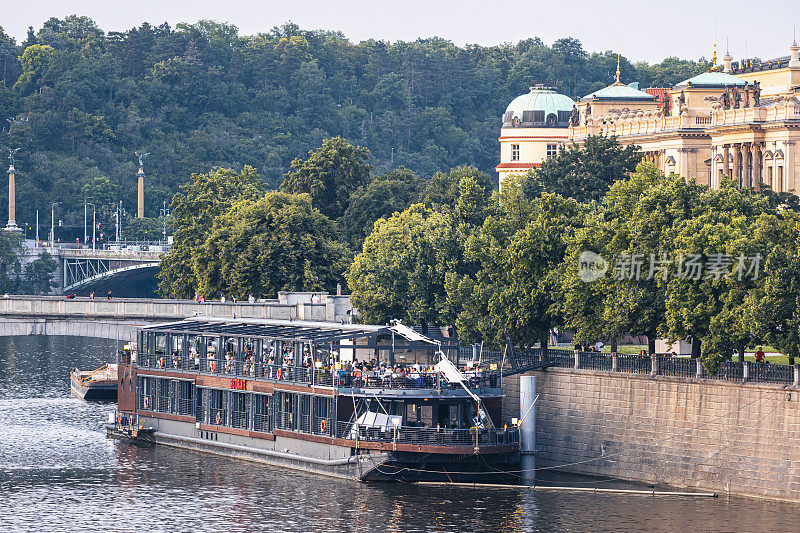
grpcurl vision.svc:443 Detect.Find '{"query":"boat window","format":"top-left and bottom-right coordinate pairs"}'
top-left (231, 391), bottom-right (248, 429)
top-left (253, 394), bottom-right (269, 432)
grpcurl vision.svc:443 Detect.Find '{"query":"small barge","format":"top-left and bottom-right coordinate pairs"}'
top-left (110, 318), bottom-right (519, 482)
top-left (71, 363), bottom-right (118, 400)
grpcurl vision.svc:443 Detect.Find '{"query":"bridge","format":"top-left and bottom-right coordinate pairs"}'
top-left (59, 247), bottom-right (163, 295)
top-left (0, 293), bottom-right (354, 342)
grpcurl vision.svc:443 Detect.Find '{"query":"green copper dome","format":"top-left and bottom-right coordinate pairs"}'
top-left (674, 71), bottom-right (746, 88)
top-left (582, 82), bottom-right (655, 102)
top-left (503, 86), bottom-right (575, 127)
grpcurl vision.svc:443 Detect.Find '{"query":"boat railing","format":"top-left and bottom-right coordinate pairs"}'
top-left (114, 410), bottom-right (141, 432)
top-left (335, 421), bottom-right (519, 448)
top-left (137, 352), bottom-right (501, 391)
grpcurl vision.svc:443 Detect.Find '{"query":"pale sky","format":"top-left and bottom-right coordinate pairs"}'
top-left (2, 0), bottom-right (799, 64)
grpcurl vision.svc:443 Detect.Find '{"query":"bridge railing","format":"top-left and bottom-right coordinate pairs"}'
top-left (60, 248), bottom-right (164, 260)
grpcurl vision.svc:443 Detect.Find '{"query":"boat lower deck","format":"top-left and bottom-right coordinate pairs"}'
top-left (109, 413), bottom-right (519, 482)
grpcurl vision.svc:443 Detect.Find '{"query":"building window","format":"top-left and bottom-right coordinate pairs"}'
top-left (546, 144), bottom-right (558, 158)
top-left (511, 144), bottom-right (520, 161)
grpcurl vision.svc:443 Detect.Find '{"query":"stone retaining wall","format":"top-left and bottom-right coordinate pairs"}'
top-left (503, 368), bottom-right (800, 502)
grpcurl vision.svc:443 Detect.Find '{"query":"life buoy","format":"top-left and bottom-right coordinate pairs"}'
top-left (320, 419), bottom-right (326, 434)
top-left (144, 397), bottom-right (150, 410)
top-left (117, 413), bottom-right (123, 425)
top-left (276, 368), bottom-right (282, 381)
top-left (158, 357), bottom-right (165, 369)
top-left (128, 415), bottom-right (134, 427)
top-left (210, 361), bottom-right (216, 373)
top-left (216, 411), bottom-right (222, 425)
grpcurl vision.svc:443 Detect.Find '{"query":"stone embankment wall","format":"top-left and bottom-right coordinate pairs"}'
top-left (503, 368), bottom-right (800, 502)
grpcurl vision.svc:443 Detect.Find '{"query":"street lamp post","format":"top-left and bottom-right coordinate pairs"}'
top-left (160, 201), bottom-right (170, 243)
top-left (84, 197), bottom-right (93, 247)
top-left (50, 202), bottom-right (61, 252)
top-left (88, 203), bottom-right (96, 251)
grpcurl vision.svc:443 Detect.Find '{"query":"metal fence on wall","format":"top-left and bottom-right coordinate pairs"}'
top-left (521, 348), bottom-right (798, 386)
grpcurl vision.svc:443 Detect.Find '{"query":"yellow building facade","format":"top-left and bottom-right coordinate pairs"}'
top-left (496, 85), bottom-right (574, 188)
top-left (567, 44), bottom-right (800, 193)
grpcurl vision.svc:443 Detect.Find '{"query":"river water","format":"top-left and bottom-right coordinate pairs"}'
top-left (1, 335), bottom-right (799, 532)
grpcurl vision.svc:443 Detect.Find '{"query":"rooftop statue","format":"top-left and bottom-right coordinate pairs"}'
top-left (570, 105), bottom-right (580, 126)
top-left (8, 147), bottom-right (19, 167)
top-left (135, 151), bottom-right (149, 169)
top-left (753, 81), bottom-right (761, 106)
top-left (721, 87), bottom-right (731, 110)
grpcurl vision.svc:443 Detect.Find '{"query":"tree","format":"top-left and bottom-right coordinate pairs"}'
top-left (123, 216), bottom-right (162, 241)
top-left (451, 188), bottom-right (588, 347)
top-left (23, 251), bottom-right (58, 294)
top-left (0, 232), bottom-right (22, 293)
top-left (158, 166), bottom-right (264, 298)
top-left (341, 166), bottom-right (421, 249)
top-left (192, 192), bottom-right (350, 299)
top-left (347, 204), bottom-right (456, 328)
top-left (749, 211), bottom-right (800, 364)
top-left (420, 165), bottom-right (495, 207)
top-left (13, 44), bottom-right (55, 94)
top-left (280, 137), bottom-right (371, 220)
top-left (561, 165), bottom-right (704, 353)
top-left (527, 135), bottom-right (641, 203)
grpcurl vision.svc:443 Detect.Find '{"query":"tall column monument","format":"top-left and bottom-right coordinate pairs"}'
top-left (135, 151), bottom-right (148, 219)
top-left (5, 148), bottom-right (21, 233)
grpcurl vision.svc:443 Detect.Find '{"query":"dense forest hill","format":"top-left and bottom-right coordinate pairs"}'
top-left (0, 16), bottom-right (708, 234)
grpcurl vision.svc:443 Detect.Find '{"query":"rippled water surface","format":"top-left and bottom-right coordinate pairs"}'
top-left (2, 335), bottom-right (800, 532)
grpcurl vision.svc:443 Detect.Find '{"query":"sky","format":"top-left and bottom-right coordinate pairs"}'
top-left (2, 0), bottom-right (799, 64)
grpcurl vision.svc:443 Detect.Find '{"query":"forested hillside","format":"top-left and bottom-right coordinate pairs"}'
top-left (0, 15), bottom-right (707, 233)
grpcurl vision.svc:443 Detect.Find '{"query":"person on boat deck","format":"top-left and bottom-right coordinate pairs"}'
top-left (172, 349), bottom-right (181, 368)
top-left (190, 346), bottom-right (199, 369)
top-left (225, 350), bottom-right (234, 373)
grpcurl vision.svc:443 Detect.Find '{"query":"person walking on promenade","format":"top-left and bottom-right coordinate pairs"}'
top-left (755, 347), bottom-right (766, 364)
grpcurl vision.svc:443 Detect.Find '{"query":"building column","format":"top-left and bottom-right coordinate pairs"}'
top-left (751, 143), bottom-right (762, 190)
top-left (743, 142), bottom-right (752, 188)
top-left (734, 144), bottom-right (743, 187)
top-left (787, 141), bottom-right (796, 194)
top-left (5, 164), bottom-right (21, 233)
top-left (137, 167), bottom-right (145, 219)
top-left (723, 144), bottom-right (731, 180)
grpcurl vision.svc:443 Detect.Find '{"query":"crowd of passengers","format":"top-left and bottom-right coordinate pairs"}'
top-left (152, 340), bottom-right (492, 387)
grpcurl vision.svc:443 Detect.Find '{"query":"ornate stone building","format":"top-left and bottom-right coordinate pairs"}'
top-left (568, 44), bottom-right (800, 192)
top-left (500, 44), bottom-right (800, 193)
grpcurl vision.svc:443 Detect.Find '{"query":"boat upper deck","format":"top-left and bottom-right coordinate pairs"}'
top-left (135, 318), bottom-right (503, 396)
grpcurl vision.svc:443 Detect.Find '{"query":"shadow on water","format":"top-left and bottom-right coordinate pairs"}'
top-left (2, 335), bottom-right (800, 532)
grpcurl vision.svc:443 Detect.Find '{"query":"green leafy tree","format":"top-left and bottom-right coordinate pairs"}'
top-left (347, 203), bottom-right (456, 328)
top-left (421, 165), bottom-right (495, 207)
top-left (193, 192), bottom-right (350, 299)
top-left (341, 166), bottom-right (421, 249)
top-left (14, 44), bottom-right (55, 94)
top-left (23, 251), bottom-right (58, 294)
top-left (158, 166), bottom-right (264, 298)
top-left (280, 137), bottom-right (371, 220)
top-left (451, 188), bottom-right (588, 347)
top-left (749, 211), bottom-right (800, 364)
top-left (527, 135), bottom-right (641, 203)
top-left (123, 216), bottom-right (162, 241)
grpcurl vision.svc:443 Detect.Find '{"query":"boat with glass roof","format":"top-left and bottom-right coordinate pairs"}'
top-left (110, 317), bottom-right (519, 482)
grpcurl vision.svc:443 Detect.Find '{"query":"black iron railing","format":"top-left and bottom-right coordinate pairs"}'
top-left (335, 421), bottom-right (519, 448)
